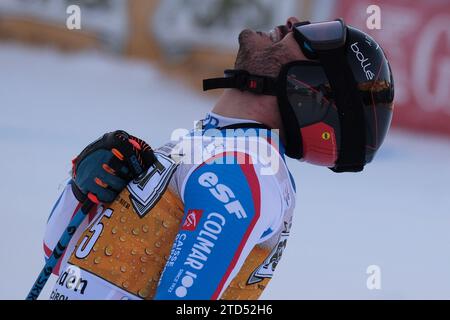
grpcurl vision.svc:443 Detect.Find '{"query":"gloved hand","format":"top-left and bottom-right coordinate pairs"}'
top-left (71, 130), bottom-right (156, 204)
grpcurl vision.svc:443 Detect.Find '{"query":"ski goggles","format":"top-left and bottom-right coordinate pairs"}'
top-left (293, 19), bottom-right (347, 59)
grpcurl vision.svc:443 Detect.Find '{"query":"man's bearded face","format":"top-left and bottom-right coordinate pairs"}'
top-left (234, 17), bottom-right (307, 78)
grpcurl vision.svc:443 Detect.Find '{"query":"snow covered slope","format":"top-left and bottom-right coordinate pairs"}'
top-left (0, 43), bottom-right (449, 300)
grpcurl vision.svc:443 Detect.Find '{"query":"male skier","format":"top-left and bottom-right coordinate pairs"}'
top-left (43, 17), bottom-right (394, 300)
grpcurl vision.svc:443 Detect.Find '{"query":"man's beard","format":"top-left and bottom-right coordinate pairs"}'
top-left (234, 30), bottom-right (292, 78)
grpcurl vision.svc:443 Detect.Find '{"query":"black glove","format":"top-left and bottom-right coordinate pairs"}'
top-left (71, 130), bottom-right (156, 203)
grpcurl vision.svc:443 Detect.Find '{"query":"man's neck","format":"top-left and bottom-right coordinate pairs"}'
top-left (211, 89), bottom-right (285, 137)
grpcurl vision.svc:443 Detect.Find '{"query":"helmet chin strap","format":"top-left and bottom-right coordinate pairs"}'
top-left (203, 69), bottom-right (278, 96)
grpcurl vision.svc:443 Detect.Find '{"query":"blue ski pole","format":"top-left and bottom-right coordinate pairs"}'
top-left (26, 197), bottom-right (96, 300)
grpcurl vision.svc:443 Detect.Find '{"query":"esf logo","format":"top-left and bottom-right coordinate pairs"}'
top-left (198, 171), bottom-right (248, 219)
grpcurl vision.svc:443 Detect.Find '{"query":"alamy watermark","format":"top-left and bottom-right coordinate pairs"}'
top-left (66, 5), bottom-right (81, 30)
top-left (366, 264), bottom-right (382, 290)
top-left (366, 5), bottom-right (382, 30)
top-left (166, 126), bottom-right (282, 176)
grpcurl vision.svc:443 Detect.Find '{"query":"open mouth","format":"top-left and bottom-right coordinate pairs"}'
top-left (268, 25), bottom-right (289, 43)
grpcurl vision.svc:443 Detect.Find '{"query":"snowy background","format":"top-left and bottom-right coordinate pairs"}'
top-left (0, 43), bottom-right (450, 300)
top-left (0, 0), bottom-right (128, 37)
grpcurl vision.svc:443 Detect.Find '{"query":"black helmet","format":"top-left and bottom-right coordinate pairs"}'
top-left (204, 19), bottom-right (395, 173)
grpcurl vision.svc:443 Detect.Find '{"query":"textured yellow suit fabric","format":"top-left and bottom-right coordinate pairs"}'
top-left (69, 188), bottom-right (271, 300)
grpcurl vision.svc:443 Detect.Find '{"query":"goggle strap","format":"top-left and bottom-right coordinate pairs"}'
top-left (203, 70), bottom-right (278, 96)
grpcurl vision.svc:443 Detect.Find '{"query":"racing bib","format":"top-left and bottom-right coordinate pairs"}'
top-left (68, 152), bottom-right (184, 299)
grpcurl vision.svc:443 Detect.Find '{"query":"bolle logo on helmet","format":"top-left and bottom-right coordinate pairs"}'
top-left (350, 42), bottom-right (375, 81)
